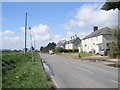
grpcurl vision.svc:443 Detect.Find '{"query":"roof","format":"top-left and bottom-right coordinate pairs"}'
top-left (82, 27), bottom-right (113, 40)
top-left (67, 37), bottom-right (81, 44)
top-left (57, 40), bottom-right (66, 47)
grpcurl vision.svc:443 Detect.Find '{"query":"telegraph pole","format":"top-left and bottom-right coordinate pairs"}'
top-left (24, 12), bottom-right (27, 54)
top-left (34, 40), bottom-right (36, 51)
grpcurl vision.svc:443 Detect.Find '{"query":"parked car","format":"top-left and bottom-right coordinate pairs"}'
top-left (49, 50), bottom-right (54, 55)
top-left (99, 49), bottom-right (110, 56)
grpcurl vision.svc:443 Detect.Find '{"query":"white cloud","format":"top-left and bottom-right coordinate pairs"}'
top-left (3, 36), bottom-right (22, 43)
top-left (0, 30), bottom-right (14, 35)
top-left (54, 34), bottom-right (62, 40)
top-left (62, 19), bottom-right (86, 30)
top-left (4, 30), bottom-right (14, 34)
top-left (67, 31), bottom-right (75, 37)
top-left (29, 24), bottom-right (51, 41)
top-left (2, 24), bottom-right (63, 49)
top-left (63, 3), bottom-right (118, 30)
top-left (20, 27), bottom-right (25, 32)
top-left (78, 32), bottom-right (90, 39)
top-left (66, 31), bottom-right (89, 39)
top-left (48, 34), bottom-right (64, 44)
top-left (31, 24), bottom-right (50, 35)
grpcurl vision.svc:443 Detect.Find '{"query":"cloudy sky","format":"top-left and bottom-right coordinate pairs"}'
top-left (1, 2), bottom-right (118, 50)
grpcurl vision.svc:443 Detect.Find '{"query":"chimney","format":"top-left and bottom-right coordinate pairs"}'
top-left (75, 35), bottom-right (77, 38)
top-left (93, 26), bottom-right (98, 32)
top-left (73, 36), bottom-right (75, 39)
top-left (71, 37), bottom-right (72, 40)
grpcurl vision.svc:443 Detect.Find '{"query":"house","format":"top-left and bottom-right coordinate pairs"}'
top-left (65, 35), bottom-right (81, 50)
top-left (56, 40), bottom-right (67, 48)
top-left (80, 26), bottom-right (114, 53)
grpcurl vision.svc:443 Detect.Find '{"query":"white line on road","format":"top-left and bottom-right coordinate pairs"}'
top-left (64, 61), bottom-right (93, 74)
top-left (76, 66), bottom-right (93, 74)
top-left (110, 79), bottom-right (120, 84)
top-left (51, 76), bottom-right (59, 88)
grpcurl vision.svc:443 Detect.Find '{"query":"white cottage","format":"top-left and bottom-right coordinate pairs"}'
top-left (56, 40), bottom-right (67, 48)
top-left (65, 36), bottom-right (81, 50)
top-left (80, 26), bottom-right (114, 53)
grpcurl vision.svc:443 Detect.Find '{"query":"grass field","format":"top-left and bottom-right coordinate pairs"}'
top-left (2, 52), bottom-right (51, 88)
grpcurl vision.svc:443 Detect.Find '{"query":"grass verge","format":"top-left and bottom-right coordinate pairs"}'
top-left (2, 52), bottom-right (51, 88)
top-left (79, 52), bottom-right (93, 57)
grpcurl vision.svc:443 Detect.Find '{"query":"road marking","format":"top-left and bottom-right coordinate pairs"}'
top-left (64, 61), bottom-right (93, 74)
top-left (110, 79), bottom-right (120, 84)
top-left (76, 66), bottom-right (93, 74)
top-left (51, 76), bottom-right (59, 88)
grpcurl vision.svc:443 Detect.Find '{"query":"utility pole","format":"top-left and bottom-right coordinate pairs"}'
top-left (30, 35), bottom-right (34, 62)
top-left (24, 12), bottom-right (27, 54)
top-left (34, 40), bottom-right (35, 51)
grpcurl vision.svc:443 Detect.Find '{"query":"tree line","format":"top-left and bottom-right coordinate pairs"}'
top-left (40, 42), bottom-right (56, 52)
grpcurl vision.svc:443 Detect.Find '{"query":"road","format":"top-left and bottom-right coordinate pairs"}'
top-left (40, 53), bottom-right (119, 88)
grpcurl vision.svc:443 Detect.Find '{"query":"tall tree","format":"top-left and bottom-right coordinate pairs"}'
top-left (101, 0), bottom-right (120, 11)
top-left (101, 0), bottom-right (120, 59)
top-left (40, 42), bottom-right (56, 52)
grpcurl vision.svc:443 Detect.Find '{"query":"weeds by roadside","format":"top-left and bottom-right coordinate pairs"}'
top-left (2, 52), bottom-right (51, 88)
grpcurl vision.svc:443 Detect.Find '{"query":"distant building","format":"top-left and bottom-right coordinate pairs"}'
top-left (80, 26), bottom-right (114, 53)
top-left (56, 40), bottom-right (67, 48)
top-left (65, 36), bottom-right (81, 50)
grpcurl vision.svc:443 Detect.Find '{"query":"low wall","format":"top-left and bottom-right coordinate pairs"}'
top-left (57, 53), bottom-right (80, 59)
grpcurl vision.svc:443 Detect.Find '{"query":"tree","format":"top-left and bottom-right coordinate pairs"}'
top-left (40, 42), bottom-right (56, 52)
top-left (31, 46), bottom-right (35, 51)
top-left (101, 1), bottom-right (120, 59)
top-left (101, 0), bottom-right (120, 11)
top-left (54, 47), bottom-right (66, 53)
top-left (40, 46), bottom-right (44, 52)
top-left (107, 27), bottom-right (120, 58)
top-left (47, 42), bottom-right (56, 50)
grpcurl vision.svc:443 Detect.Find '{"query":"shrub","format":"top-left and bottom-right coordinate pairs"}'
top-left (54, 47), bottom-right (66, 53)
top-left (107, 42), bottom-right (119, 58)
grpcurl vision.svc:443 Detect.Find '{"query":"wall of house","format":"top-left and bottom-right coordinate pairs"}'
top-left (81, 35), bottom-right (103, 53)
top-left (65, 44), bottom-right (73, 49)
top-left (65, 43), bottom-right (79, 50)
top-left (81, 34), bottom-right (114, 53)
top-left (65, 38), bottom-right (81, 50)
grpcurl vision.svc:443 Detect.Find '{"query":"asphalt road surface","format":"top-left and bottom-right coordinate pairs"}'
top-left (40, 53), bottom-right (119, 88)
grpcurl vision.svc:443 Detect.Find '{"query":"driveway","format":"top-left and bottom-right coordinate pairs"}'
top-left (40, 53), bottom-right (119, 88)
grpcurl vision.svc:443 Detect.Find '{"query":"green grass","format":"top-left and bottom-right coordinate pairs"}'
top-left (60, 52), bottom-right (93, 57)
top-left (2, 52), bottom-right (51, 88)
top-left (79, 52), bottom-right (93, 57)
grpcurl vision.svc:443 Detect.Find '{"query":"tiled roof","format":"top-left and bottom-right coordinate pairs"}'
top-left (67, 37), bottom-right (81, 44)
top-left (57, 40), bottom-right (66, 47)
top-left (82, 27), bottom-right (112, 40)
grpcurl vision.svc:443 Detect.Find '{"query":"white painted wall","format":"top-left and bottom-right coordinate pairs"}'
top-left (81, 35), bottom-right (103, 53)
top-left (65, 44), bottom-right (72, 49)
top-left (81, 34), bottom-right (114, 53)
top-left (65, 43), bottom-right (77, 49)
top-left (65, 38), bottom-right (81, 50)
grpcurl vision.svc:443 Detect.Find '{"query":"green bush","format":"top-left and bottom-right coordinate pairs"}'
top-left (54, 47), bottom-right (66, 53)
top-left (106, 27), bottom-right (120, 59)
top-left (107, 42), bottom-right (119, 58)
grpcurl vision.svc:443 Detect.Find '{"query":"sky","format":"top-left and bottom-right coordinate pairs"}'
top-left (1, 2), bottom-right (118, 50)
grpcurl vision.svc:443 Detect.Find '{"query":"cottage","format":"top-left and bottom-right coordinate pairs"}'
top-left (56, 40), bottom-right (67, 48)
top-left (65, 35), bottom-right (81, 50)
top-left (80, 26), bottom-right (114, 53)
